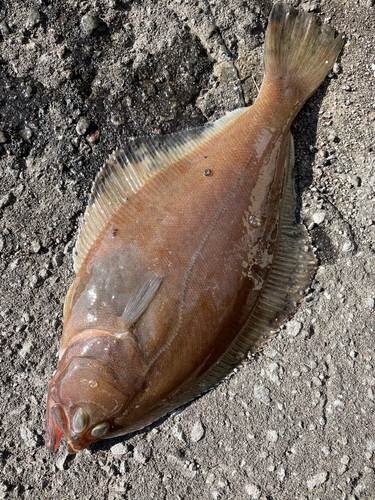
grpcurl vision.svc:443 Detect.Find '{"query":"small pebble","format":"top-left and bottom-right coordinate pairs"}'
top-left (53, 252), bottom-right (64, 267)
top-left (20, 427), bottom-right (37, 448)
top-left (57, 45), bottom-right (67, 59)
top-left (110, 443), bottom-right (128, 456)
top-left (341, 455), bottom-right (350, 465)
top-left (191, 420), bottom-right (205, 442)
top-left (359, 0), bottom-right (375, 7)
top-left (0, 20), bottom-right (10, 35)
top-left (253, 385), bottom-right (270, 405)
top-left (114, 482), bottom-right (127, 493)
top-left (134, 445), bottom-right (151, 464)
top-left (365, 298), bottom-right (374, 309)
top-left (312, 376), bottom-right (322, 387)
top-left (348, 175), bottom-right (361, 187)
top-left (30, 275), bottom-right (42, 288)
top-left (64, 69), bottom-right (75, 81)
top-left (81, 14), bottom-right (100, 35)
top-left (19, 127), bottom-right (33, 140)
top-left (327, 131), bottom-right (338, 142)
top-left (277, 467), bottom-right (286, 481)
top-left (30, 239), bottom-right (41, 253)
top-left (306, 471), bottom-right (328, 490)
top-left (0, 130), bottom-right (8, 143)
top-left (172, 424), bottom-right (186, 442)
top-left (76, 118), bottom-right (90, 136)
top-left (111, 113), bottom-right (125, 126)
top-left (55, 453), bottom-right (68, 471)
top-left (26, 8), bottom-right (41, 29)
top-left (264, 361), bottom-right (281, 385)
top-left (287, 320), bottom-right (302, 337)
top-left (87, 130), bottom-right (100, 144)
top-left (19, 340), bottom-right (32, 358)
top-left (318, 149), bottom-right (327, 158)
top-left (342, 240), bottom-right (354, 254)
top-left (24, 85), bottom-right (33, 98)
top-left (333, 399), bottom-right (345, 408)
top-left (245, 483), bottom-right (261, 499)
top-left (337, 464), bottom-right (347, 475)
top-left (0, 192), bottom-right (15, 209)
top-left (322, 111), bottom-right (332, 119)
top-left (312, 211), bottom-right (325, 224)
top-left (133, 447), bottom-right (148, 464)
top-left (267, 430), bottom-right (278, 443)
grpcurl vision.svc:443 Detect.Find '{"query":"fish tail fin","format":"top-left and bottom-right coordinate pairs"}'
top-left (263, 3), bottom-right (344, 108)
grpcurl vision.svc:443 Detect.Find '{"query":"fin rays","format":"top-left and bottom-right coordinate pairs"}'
top-left (73, 108), bottom-right (247, 273)
top-left (122, 277), bottom-right (164, 328)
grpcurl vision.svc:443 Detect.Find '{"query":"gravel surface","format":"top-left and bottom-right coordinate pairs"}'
top-left (0, 1), bottom-right (374, 499)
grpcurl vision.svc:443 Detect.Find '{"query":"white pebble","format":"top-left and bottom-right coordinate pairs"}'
top-left (110, 443), bottom-right (128, 456)
top-left (191, 420), bottom-right (205, 442)
top-left (267, 430), bottom-right (278, 443)
top-left (253, 385), bottom-right (270, 405)
top-left (245, 483), bottom-right (261, 499)
top-left (307, 471), bottom-right (328, 490)
top-left (312, 211), bottom-right (326, 224)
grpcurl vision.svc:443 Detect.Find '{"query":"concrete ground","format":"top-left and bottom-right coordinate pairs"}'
top-left (0, 0), bottom-right (374, 498)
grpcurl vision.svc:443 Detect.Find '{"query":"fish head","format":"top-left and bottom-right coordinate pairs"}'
top-left (46, 332), bottom-right (146, 453)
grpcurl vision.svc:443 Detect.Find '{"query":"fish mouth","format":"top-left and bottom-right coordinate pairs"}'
top-left (46, 415), bottom-right (63, 452)
top-left (46, 386), bottom-right (64, 452)
top-left (46, 402), bottom-right (68, 452)
top-left (67, 440), bottom-right (81, 454)
top-left (47, 403), bottom-right (85, 454)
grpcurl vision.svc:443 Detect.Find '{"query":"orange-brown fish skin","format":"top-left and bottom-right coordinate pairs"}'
top-left (46, 107), bottom-right (291, 452)
top-left (46, 3), bottom-right (344, 452)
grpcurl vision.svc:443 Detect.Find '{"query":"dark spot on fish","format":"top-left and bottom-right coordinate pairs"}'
top-left (203, 169), bottom-right (211, 176)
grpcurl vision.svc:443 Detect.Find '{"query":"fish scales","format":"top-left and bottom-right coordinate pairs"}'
top-left (46, 3), bottom-right (344, 453)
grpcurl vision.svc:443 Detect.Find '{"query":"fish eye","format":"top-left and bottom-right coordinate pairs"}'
top-left (90, 422), bottom-right (110, 437)
top-left (72, 408), bottom-right (89, 433)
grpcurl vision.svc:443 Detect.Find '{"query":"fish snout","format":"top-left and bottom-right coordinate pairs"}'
top-left (46, 399), bottom-right (112, 453)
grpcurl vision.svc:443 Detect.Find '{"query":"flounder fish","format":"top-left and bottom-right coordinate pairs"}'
top-left (46, 3), bottom-right (344, 453)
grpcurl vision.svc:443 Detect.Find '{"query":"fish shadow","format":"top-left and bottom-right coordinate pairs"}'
top-left (291, 76), bottom-right (341, 265)
top-left (90, 399), bottom-right (197, 455)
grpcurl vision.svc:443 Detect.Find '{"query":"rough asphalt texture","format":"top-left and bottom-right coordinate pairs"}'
top-left (0, 0), bottom-right (374, 499)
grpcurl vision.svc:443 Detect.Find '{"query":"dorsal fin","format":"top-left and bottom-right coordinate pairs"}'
top-left (73, 108), bottom-right (247, 273)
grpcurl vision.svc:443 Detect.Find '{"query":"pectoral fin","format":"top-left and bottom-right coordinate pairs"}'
top-left (122, 276), bottom-right (164, 328)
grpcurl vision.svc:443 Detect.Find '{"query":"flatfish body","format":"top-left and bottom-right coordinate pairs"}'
top-left (46, 3), bottom-right (344, 453)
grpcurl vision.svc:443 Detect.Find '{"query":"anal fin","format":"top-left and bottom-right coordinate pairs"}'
top-left (227, 133), bottom-right (316, 359)
top-left (186, 133), bottom-right (317, 395)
